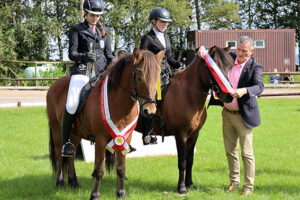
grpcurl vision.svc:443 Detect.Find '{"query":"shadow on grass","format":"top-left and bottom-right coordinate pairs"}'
top-left (32, 154), bottom-right (49, 160)
top-left (1, 170), bottom-right (299, 199)
top-left (0, 173), bottom-right (177, 199)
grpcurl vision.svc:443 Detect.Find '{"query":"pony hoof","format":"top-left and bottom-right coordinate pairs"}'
top-left (177, 186), bottom-right (187, 194)
top-left (68, 179), bottom-right (80, 189)
top-left (70, 182), bottom-right (80, 189)
top-left (90, 193), bottom-right (100, 200)
top-left (117, 189), bottom-right (126, 199)
top-left (56, 180), bottom-right (64, 187)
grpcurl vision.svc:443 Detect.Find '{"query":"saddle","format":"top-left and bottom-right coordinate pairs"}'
top-left (76, 74), bottom-right (102, 115)
top-left (75, 74), bottom-right (102, 143)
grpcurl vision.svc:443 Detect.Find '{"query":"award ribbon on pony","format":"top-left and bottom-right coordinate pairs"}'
top-left (203, 54), bottom-right (233, 94)
top-left (100, 75), bottom-right (139, 155)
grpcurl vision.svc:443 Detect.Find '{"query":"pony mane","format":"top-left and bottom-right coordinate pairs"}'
top-left (102, 53), bottom-right (131, 89)
top-left (139, 51), bottom-right (160, 88)
top-left (102, 51), bottom-right (160, 89)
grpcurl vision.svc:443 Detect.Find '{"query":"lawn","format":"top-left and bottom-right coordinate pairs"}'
top-left (0, 98), bottom-right (299, 200)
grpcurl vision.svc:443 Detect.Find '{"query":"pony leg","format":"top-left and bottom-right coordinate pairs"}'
top-left (185, 131), bottom-right (199, 188)
top-left (67, 136), bottom-right (81, 188)
top-left (116, 150), bottom-right (126, 198)
top-left (55, 149), bottom-right (64, 187)
top-left (49, 121), bottom-right (65, 187)
top-left (175, 134), bottom-right (188, 194)
top-left (90, 141), bottom-right (106, 200)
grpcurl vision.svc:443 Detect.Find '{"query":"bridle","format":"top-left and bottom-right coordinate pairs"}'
top-left (207, 68), bottom-right (222, 94)
top-left (196, 55), bottom-right (222, 94)
top-left (117, 61), bottom-right (156, 107)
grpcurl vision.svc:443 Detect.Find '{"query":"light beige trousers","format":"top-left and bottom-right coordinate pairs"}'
top-left (222, 109), bottom-right (255, 191)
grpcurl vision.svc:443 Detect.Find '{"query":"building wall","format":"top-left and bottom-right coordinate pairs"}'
top-left (187, 29), bottom-right (296, 72)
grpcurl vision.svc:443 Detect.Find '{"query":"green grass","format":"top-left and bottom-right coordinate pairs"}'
top-left (0, 98), bottom-right (300, 199)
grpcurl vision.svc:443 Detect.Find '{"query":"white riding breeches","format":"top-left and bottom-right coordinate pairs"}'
top-left (66, 74), bottom-right (90, 114)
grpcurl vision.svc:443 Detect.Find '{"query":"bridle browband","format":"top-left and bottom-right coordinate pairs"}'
top-left (116, 61), bottom-right (156, 107)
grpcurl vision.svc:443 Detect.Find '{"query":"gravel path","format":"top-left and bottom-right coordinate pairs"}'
top-left (1, 88), bottom-right (300, 107)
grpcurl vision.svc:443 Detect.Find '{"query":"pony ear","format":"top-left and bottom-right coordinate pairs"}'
top-left (133, 48), bottom-right (142, 63)
top-left (156, 50), bottom-right (165, 64)
top-left (209, 46), bottom-right (216, 56)
top-left (224, 46), bottom-right (231, 52)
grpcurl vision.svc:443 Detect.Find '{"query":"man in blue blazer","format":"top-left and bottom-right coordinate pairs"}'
top-left (199, 35), bottom-right (264, 196)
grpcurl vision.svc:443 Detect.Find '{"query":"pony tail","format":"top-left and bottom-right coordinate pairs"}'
top-left (105, 150), bottom-right (115, 174)
top-left (97, 21), bottom-right (106, 37)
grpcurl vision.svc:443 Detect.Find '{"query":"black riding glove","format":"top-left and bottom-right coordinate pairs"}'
top-left (83, 52), bottom-right (96, 63)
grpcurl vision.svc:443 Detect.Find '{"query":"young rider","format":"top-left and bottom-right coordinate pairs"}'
top-left (139, 7), bottom-right (185, 145)
top-left (61, 0), bottom-right (114, 157)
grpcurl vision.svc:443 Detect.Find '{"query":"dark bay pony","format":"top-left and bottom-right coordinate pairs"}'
top-left (47, 49), bottom-right (164, 199)
top-left (134, 46), bottom-right (234, 194)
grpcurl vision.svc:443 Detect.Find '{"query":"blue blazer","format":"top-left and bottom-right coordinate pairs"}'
top-left (230, 52), bottom-right (264, 128)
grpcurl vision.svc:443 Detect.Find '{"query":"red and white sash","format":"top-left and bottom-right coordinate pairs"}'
top-left (203, 54), bottom-right (233, 94)
top-left (100, 75), bottom-right (139, 155)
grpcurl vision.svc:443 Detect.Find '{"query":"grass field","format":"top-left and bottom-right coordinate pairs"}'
top-left (0, 98), bottom-right (299, 200)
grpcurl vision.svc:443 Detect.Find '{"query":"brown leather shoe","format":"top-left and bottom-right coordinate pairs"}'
top-left (240, 188), bottom-right (253, 197)
top-left (226, 184), bottom-right (238, 192)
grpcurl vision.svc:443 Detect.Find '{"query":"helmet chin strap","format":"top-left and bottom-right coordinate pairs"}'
top-left (153, 23), bottom-right (164, 33)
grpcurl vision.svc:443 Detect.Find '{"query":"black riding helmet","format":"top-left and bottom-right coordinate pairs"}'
top-left (84, 0), bottom-right (104, 15)
top-left (149, 7), bottom-right (172, 22)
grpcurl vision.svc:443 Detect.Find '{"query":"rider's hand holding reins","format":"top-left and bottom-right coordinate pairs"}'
top-left (83, 52), bottom-right (97, 62)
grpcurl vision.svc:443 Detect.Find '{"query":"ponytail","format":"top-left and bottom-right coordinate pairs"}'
top-left (97, 21), bottom-right (106, 37)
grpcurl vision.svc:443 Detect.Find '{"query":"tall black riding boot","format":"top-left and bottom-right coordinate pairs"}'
top-left (61, 108), bottom-right (76, 157)
top-left (142, 117), bottom-right (157, 145)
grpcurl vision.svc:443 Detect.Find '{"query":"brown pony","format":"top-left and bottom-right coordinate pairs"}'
top-left (47, 49), bottom-right (164, 199)
top-left (133, 46), bottom-right (234, 194)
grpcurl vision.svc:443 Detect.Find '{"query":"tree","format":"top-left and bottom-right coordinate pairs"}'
top-left (279, 0), bottom-right (300, 65)
top-left (103, 0), bottom-right (192, 61)
top-left (0, 3), bottom-right (16, 61)
top-left (254, 0), bottom-right (286, 29)
top-left (235, 0), bottom-right (259, 29)
top-left (0, 3), bottom-right (17, 78)
top-left (189, 0), bottom-right (240, 30)
top-left (161, 0), bottom-right (193, 60)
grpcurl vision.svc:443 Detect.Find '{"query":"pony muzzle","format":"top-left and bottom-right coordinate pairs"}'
top-left (140, 102), bottom-right (156, 118)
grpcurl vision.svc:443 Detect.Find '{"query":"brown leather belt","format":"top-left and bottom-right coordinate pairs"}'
top-left (224, 107), bottom-right (240, 114)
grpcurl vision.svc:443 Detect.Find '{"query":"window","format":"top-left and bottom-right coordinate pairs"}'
top-left (226, 40), bottom-right (237, 49)
top-left (255, 40), bottom-right (265, 48)
top-left (187, 41), bottom-right (195, 49)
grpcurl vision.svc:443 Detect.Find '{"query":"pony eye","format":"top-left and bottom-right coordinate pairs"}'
top-left (137, 77), bottom-right (142, 82)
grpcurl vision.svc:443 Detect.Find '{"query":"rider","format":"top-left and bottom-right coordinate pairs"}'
top-left (61, 0), bottom-right (114, 157)
top-left (139, 7), bottom-right (185, 145)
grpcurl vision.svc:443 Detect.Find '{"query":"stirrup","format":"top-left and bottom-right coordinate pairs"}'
top-left (143, 129), bottom-right (157, 145)
top-left (62, 141), bottom-right (75, 157)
